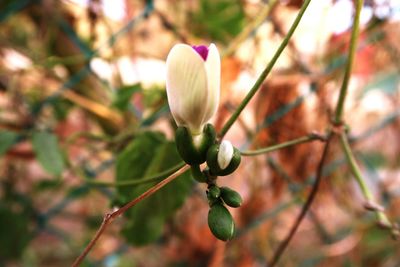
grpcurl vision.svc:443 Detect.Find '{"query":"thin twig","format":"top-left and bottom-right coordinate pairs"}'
top-left (268, 134), bottom-right (332, 267)
top-left (334, 0), bottom-right (364, 123)
top-left (340, 133), bottom-right (398, 238)
top-left (85, 161), bottom-right (185, 187)
top-left (241, 133), bottom-right (325, 156)
top-left (72, 164), bottom-right (189, 267)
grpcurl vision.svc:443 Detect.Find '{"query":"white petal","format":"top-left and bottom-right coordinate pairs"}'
top-left (166, 44), bottom-right (208, 134)
top-left (202, 43), bottom-right (220, 125)
top-left (218, 140), bottom-right (234, 170)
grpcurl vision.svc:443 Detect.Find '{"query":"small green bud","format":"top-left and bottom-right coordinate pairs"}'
top-left (220, 187), bottom-right (243, 208)
top-left (208, 203), bottom-right (235, 241)
top-left (191, 165), bottom-right (207, 183)
top-left (208, 185), bottom-right (221, 199)
top-left (206, 141), bottom-right (241, 176)
top-left (175, 124), bottom-right (216, 165)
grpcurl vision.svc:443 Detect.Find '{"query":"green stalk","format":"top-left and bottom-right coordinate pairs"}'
top-left (334, 0), bottom-right (364, 124)
top-left (218, 0), bottom-right (313, 138)
top-left (340, 133), bottom-right (391, 227)
top-left (86, 161), bottom-right (185, 187)
top-left (241, 134), bottom-right (322, 156)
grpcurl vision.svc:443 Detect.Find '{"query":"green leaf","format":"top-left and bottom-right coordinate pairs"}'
top-left (115, 132), bottom-right (191, 245)
top-left (112, 84), bottom-right (142, 111)
top-left (191, 0), bottom-right (245, 44)
top-left (0, 130), bottom-right (18, 156)
top-left (32, 131), bottom-right (65, 176)
top-left (0, 204), bottom-right (31, 260)
top-left (362, 72), bottom-right (400, 95)
top-left (52, 98), bottom-right (73, 120)
top-left (358, 152), bottom-right (386, 170)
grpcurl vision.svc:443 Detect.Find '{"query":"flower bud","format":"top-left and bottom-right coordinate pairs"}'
top-left (208, 202), bottom-right (235, 241)
top-left (206, 141), bottom-right (241, 176)
top-left (190, 165), bottom-right (207, 183)
top-left (218, 140), bottom-right (234, 170)
top-left (166, 43), bottom-right (220, 135)
top-left (175, 123), bottom-right (216, 165)
top-left (208, 185), bottom-right (221, 199)
top-left (220, 187), bottom-right (243, 208)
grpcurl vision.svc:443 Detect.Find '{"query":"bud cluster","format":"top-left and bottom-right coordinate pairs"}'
top-left (175, 123), bottom-right (242, 241)
top-left (166, 43), bottom-right (243, 241)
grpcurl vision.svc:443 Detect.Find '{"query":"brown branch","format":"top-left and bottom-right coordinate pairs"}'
top-left (268, 133), bottom-right (332, 267)
top-left (71, 164), bottom-right (190, 267)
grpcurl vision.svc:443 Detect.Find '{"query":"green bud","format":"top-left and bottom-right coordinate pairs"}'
top-left (208, 203), bottom-right (235, 241)
top-left (208, 185), bottom-right (221, 199)
top-left (191, 165), bottom-right (207, 183)
top-left (206, 143), bottom-right (241, 176)
top-left (175, 124), bottom-right (216, 165)
top-left (220, 187), bottom-right (243, 208)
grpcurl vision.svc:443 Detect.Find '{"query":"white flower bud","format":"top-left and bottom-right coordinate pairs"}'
top-left (166, 43), bottom-right (220, 135)
top-left (218, 140), bottom-right (234, 170)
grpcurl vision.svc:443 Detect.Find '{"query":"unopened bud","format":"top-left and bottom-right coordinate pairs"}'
top-left (206, 141), bottom-right (241, 176)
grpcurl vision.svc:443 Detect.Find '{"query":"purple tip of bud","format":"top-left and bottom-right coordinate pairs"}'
top-left (192, 45), bottom-right (209, 61)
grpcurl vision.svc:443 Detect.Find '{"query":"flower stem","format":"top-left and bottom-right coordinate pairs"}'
top-left (334, 0), bottom-right (364, 124)
top-left (85, 161), bottom-right (185, 187)
top-left (72, 164), bottom-right (190, 267)
top-left (241, 133), bottom-right (324, 156)
top-left (219, 0), bottom-right (312, 138)
top-left (339, 132), bottom-right (392, 227)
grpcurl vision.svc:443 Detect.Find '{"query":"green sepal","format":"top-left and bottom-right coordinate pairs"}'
top-left (191, 165), bottom-right (207, 183)
top-left (208, 202), bottom-right (235, 241)
top-left (175, 124), bottom-right (216, 165)
top-left (206, 144), bottom-right (241, 176)
top-left (220, 187), bottom-right (243, 208)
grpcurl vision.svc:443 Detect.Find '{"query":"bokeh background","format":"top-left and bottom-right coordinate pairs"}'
top-left (1, 0), bottom-right (400, 266)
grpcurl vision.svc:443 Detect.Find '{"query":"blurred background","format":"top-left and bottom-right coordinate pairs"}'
top-left (1, 0), bottom-right (400, 266)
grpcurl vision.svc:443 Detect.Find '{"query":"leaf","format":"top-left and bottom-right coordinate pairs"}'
top-left (115, 132), bottom-right (191, 245)
top-left (191, 0), bottom-right (245, 44)
top-left (358, 152), bottom-right (386, 170)
top-left (0, 130), bottom-right (18, 156)
top-left (32, 131), bottom-right (65, 176)
top-left (52, 98), bottom-right (73, 120)
top-left (0, 204), bottom-right (31, 260)
top-left (362, 72), bottom-right (400, 95)
top-left (112, 84), bottom-right (142, 111)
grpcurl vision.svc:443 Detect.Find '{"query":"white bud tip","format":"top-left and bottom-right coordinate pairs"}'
top-left (218, 140), bottom-right (234, 170)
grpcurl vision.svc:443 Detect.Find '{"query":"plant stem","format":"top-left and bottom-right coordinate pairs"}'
top-left (334, 0), bottom-right (364, 124)
top-left (339, 132), bottom-right (392, 227)
top-left (218, 0), bottom-right (313, 138)
top-left (85, 161), bottom-right (185, 187)
top-left (241, 134), bottom-right (324, 156)
top-left (269, 133), bottom-right (333, 267)
top-left (72, 164), bottom-right (190, 267)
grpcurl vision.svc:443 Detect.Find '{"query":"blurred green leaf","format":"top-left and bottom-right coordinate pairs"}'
top-left (0, 204), bottom-right (31, 260)
top-left (191, 0), bottom-right (245, 44)
top-left (116, 132), bottom-right (191, 245)
top-left (112, 84), bottom-right (142, 111)
top-left (52, 98), bottom-right (73, 120)
top-left (0, 130), bottom-right (18, 156)
top-left (362, 72), bottom-right (399, 95)
top-left (32, 131), bottom-right (65, 176)
top-left (143, 87), bottom-right (166, 109)
top-left (33, 179), bottom-right (63, 192)
top-left (358, 152), bottom-right (386, 170)
top-left (66, 186), bottom-right (90, 198)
